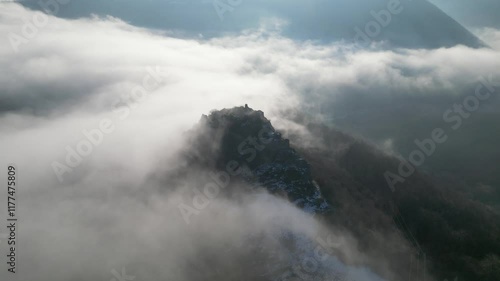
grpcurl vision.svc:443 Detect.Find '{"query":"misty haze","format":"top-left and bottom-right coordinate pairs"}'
top-left (0, 1), bottom-right (499, 281)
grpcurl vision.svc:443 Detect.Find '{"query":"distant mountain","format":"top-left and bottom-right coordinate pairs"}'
top-left (19, 0), bottom-right (484, 48)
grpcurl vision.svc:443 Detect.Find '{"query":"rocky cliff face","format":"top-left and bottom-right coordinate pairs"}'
top-left (187, 105), bottom-right (331, 213)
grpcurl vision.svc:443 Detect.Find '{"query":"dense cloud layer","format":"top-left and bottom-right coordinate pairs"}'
top-left (1, 3), bottom-right (500, 281)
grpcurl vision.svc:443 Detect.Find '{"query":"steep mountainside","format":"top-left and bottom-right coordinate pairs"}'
top-left (285, 115), bottom-right (500, 281)
top-left (180, 106), bottom-right (331, 213)
top-left (170, 106), bottom-right (500, 281)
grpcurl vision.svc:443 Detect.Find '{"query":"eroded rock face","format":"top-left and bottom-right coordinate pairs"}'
top-left (187, 105), bottom-right (331, 213)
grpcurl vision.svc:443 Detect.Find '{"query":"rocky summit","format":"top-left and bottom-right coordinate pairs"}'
top-left (189, 105), bottom-right (331, 213)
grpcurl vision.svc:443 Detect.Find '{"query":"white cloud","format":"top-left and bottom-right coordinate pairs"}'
top-left (474, 27), bottom-right (500, 50)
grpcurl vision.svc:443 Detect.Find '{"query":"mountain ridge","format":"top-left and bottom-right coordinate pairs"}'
top-left (171, 106), bottom-right (500, 281)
